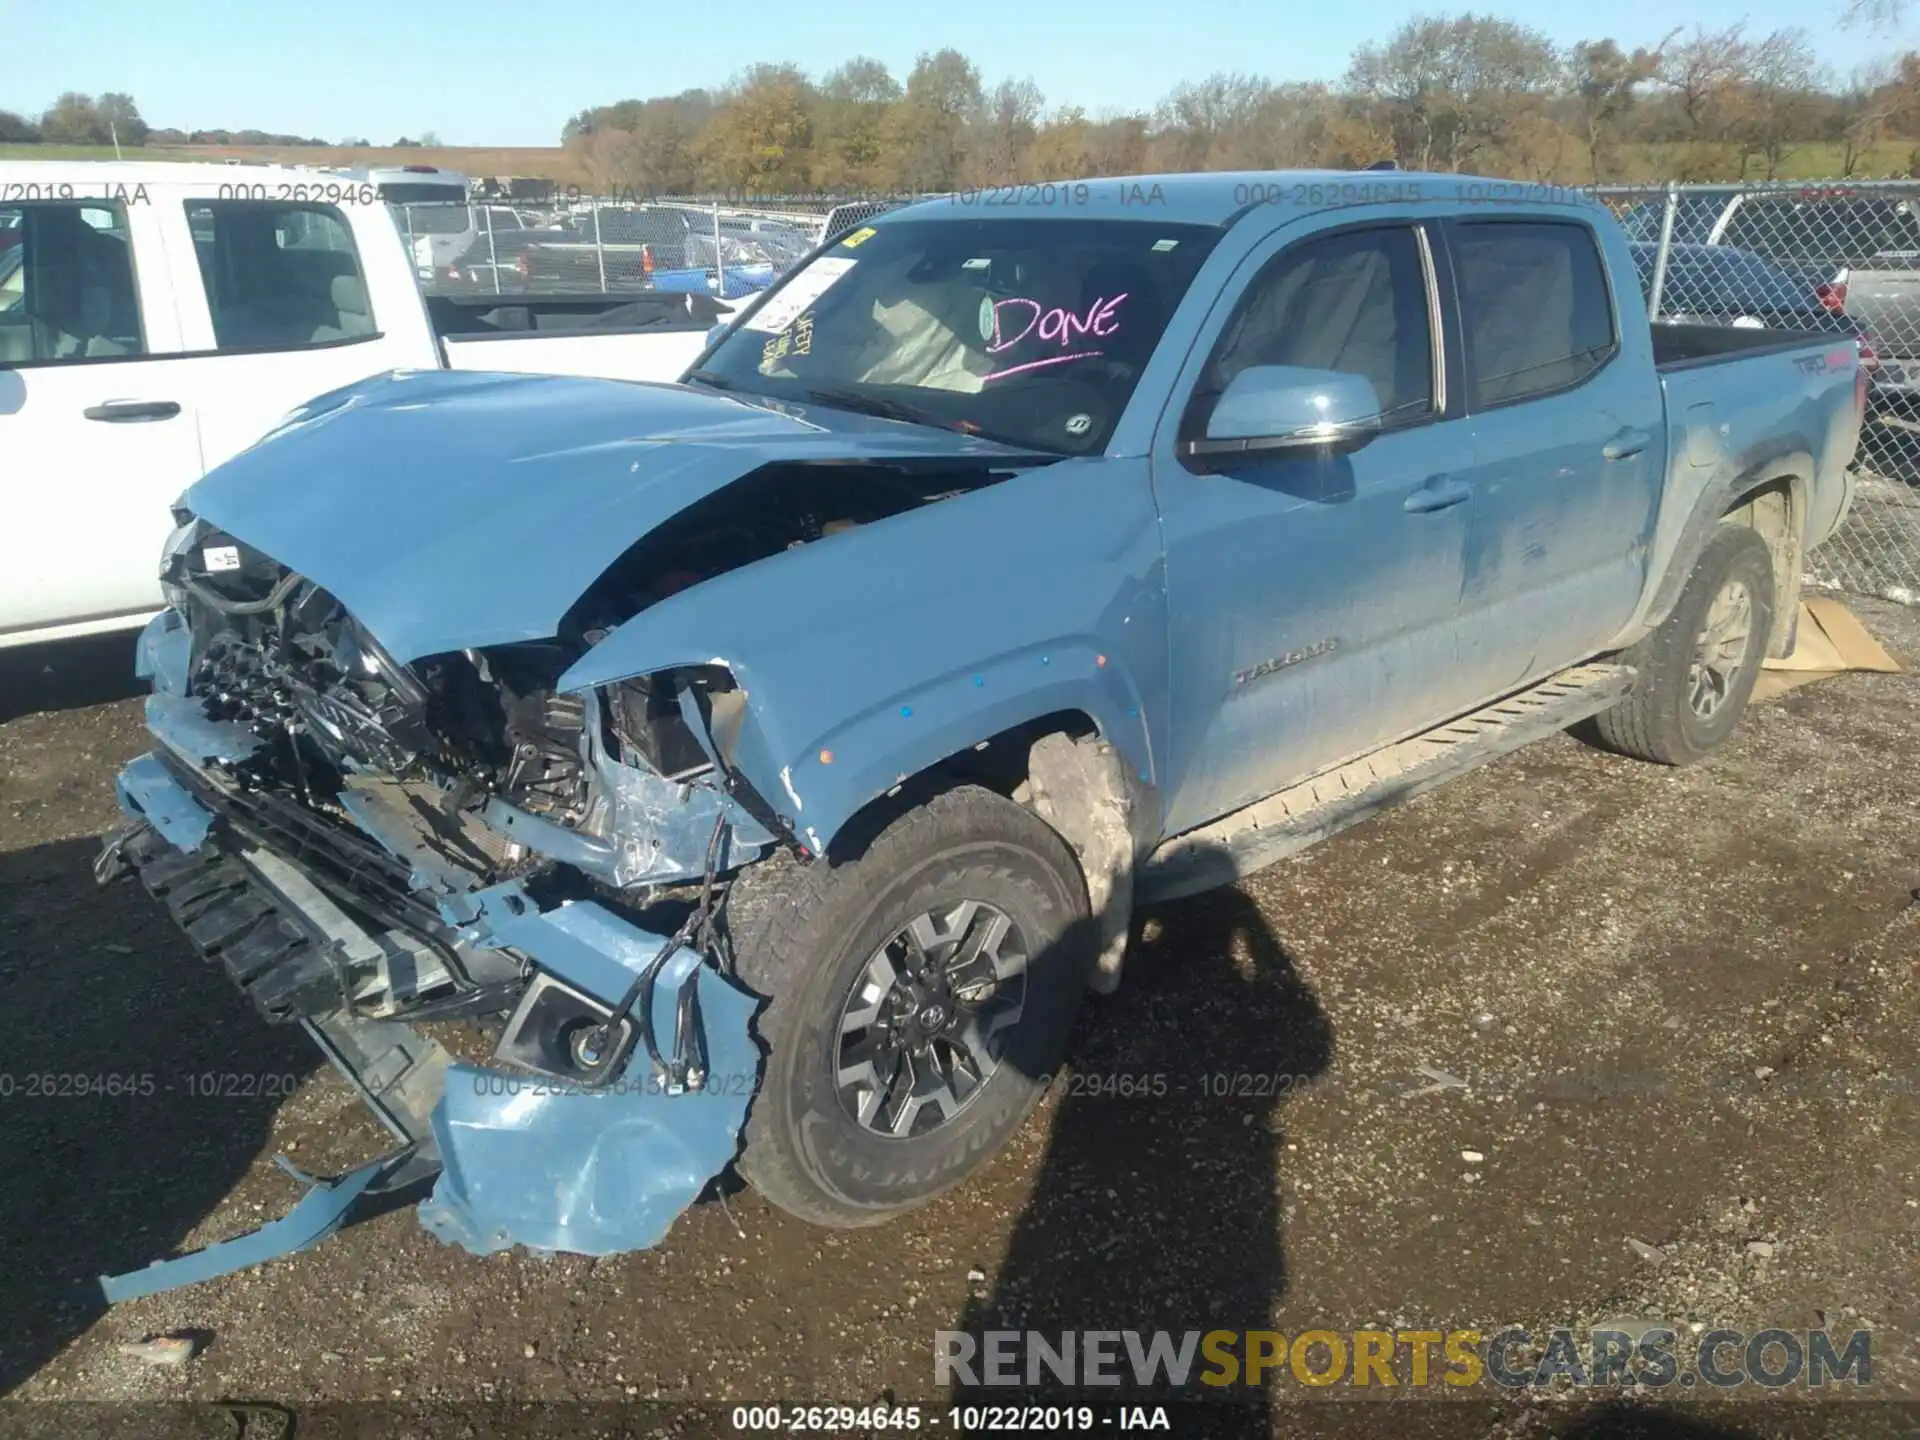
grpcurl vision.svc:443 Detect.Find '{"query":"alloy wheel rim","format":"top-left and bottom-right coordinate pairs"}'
top-left (833, 899), bottom-right (1028, 1138)
top-left (1688, 578), bottom-right (1755, 721)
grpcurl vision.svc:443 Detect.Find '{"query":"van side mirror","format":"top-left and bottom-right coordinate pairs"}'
top-left (1182, 365), bottom-right (1384, 463)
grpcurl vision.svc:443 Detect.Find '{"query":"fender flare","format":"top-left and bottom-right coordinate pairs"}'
top-left (1624, 451), bottom-right (1810, 654)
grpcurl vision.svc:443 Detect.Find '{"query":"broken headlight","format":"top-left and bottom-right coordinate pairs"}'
top-left (604, 675), bottom-right (715, 782)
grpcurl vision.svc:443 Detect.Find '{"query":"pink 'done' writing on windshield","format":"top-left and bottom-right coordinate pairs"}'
top-left (988, 293), bottom-right (1128, 353)
top-left (983, 293), bottom-right (1127, 382)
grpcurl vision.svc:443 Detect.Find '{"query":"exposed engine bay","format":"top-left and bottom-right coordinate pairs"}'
top-left (142, 457), bottom-right (1021, 1034)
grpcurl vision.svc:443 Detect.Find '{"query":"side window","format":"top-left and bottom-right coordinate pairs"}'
top-left (1193, 225), bottom-right (1434, 433)
top-left (0, 202), bottom-right (145, 366)
top-left (1450, 221), bottom-right (1615, 408)
top-left (184, 201), bottom-right (375, 352)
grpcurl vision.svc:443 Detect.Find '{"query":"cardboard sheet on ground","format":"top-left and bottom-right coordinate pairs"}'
top-left (1752, 597), bottom-right (1902, 702)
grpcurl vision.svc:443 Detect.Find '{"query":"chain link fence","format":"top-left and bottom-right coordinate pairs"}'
top-left (1595, 179), bottom-right (1920, 606)
top-left (390, 195), bottom-right (915, 303)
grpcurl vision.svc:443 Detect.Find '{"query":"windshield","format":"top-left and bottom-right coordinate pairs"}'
top-left (695, 217), bottom-right (1223, 455)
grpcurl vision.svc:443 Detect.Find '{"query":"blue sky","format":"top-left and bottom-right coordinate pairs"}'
top-left (5, 0), bottom-right (1905, 147)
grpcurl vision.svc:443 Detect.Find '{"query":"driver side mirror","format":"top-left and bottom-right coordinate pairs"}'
top-left (1182, 365), bottom-right (1385, 465)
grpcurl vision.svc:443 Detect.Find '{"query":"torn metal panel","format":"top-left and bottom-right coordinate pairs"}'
top-left (146, 692), bottom-right (264, 766)
top-left (469, 886), bottom-right (681, 1007)
top-left (134, 608), bottom-right (191, 694)
top-left (98, 1153), bottom-right (394, 1304)
top-left (556, 456), bottom-right (1170, 854)
top-left (418, 964), bottom-right (759, 1256)
top-left (115, 752), bottom-right (215, 852)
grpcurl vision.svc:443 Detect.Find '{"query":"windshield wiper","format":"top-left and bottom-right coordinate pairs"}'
top-left (797, 386), bottom-right (956, 431)
top-left (684, 369), bottom-right (742, 392)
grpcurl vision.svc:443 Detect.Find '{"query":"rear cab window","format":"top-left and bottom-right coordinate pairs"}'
top-left (1448, 220), bottom-right (1617, 407)
top-left (185, 201), bottom-right (377, 352)
top-left (0, 200), bottom-right (145, 366)
top-left (1721, 197), bottom-right (1920, 269)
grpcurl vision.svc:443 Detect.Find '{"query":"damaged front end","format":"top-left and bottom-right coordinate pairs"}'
top-left (95, 517), bottom-right (783, 1299)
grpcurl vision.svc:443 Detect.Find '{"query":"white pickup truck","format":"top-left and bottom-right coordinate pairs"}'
top-left (0, 162), bottom-right (742, 650)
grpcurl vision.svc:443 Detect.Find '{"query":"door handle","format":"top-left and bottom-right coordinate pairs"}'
top-left (1403, 476), bottom-right (1472, 513)
top-left (1603, 427), bottom-right (1653, 461)
top-left (84, 400), bottom-right (181, 423)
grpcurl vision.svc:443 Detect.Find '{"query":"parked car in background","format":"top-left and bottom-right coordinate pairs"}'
top-left (1631, 240), bottom-right (1878, 353)
top-left (440, 215), bottom-right (581, 292)
top-left (0, 161), bottom-right (743, 651)
top-left (517, 206), bottom-right (699, 289)
top-left (393, 202), bottom-right (547, 281)
top-left (98, 172), bottom-right (1866, 1298)
top-left (1622, 190), bottom-right (1920, 411)
top-left (514, 206), bottom-right (787, 298)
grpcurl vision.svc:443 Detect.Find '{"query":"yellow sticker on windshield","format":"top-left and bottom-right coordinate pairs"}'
top-left (841, 226), bottom-right (877, 248)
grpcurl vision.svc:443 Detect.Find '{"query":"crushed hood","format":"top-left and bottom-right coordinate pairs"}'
top-left (185, 369), bottom-right (1037, 662)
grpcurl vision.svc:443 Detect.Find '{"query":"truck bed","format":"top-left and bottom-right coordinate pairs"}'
top-left (1651, 321), bottom-right (1831, 370)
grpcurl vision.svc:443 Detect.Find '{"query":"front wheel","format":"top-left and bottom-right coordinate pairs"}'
top-left (723, 785), bottom-right (1093, 1228)
top-left (1588, 524), bottom-right (1776, 765)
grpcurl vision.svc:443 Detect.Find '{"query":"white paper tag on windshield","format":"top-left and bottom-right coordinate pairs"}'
top-left (202, 545), bottom-right (241, 573)
top-left (744, 257), bottom-right (857, 333)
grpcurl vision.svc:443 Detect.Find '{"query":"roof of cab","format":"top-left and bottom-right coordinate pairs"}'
top-left (885, 170), bottom-right (1608, 228)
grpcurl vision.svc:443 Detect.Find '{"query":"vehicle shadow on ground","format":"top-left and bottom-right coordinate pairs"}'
top-left (0, 835), bottom-right (319, 1396)
top-left (0, 632), bottom-right (144, 725)
top-left (949, 882), bottom-right (1335, 1426)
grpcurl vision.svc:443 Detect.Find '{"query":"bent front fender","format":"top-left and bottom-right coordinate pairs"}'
top-left (558, 455), bottom-right (1170, 854)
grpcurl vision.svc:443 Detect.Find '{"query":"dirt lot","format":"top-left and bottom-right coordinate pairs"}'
top-left (1, 603), bottom-right (1917, 1439)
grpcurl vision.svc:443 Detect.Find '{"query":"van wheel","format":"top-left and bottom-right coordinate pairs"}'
top-left (1589, 525), bottom-right (1775, 765)
top-left (722, 785), bottom-right (1092, 1228)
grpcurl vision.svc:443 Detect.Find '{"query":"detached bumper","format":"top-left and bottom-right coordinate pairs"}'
top-left (97, 750), bottom-right (762, 1300)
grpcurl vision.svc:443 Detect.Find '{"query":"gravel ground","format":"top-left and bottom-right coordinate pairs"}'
top-left (1, 602), bottom-right (1917, 1439)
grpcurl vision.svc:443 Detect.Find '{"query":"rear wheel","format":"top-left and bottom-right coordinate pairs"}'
top-left (724, 785), bottom-right (1092, 1228)
top-left (1588, 524), bottom-right (1775, 765)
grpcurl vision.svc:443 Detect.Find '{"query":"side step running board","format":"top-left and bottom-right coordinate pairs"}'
top-left (1137, 662), bottom-right (1636, 905)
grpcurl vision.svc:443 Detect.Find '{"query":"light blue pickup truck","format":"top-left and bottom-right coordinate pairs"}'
top-left (97, 171), bottom-right (1865, 1297)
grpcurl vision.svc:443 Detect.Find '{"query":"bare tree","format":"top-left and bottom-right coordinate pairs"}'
top-left (1568, 36), bottom-right (1668, 181)
top-left (814, 57), bottom-right (901, 190)
top-left (1345, 14), bottom-right (1560, 172)
top-left (1151, 72), bottom-right (1274, 169)
top-left (967, 78), bottom-right (1044, 184)
top-left (886, 49), bottom-right (984, 191)
top-left (1657, 25), bottom-right (1750, 145)
top-left (1732, 29), bottom-right (1824, 177)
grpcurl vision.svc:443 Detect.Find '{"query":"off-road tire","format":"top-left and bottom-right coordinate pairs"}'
top-left (722, 785), bottom-right (1092, 1228)
top-left (1589, 524), bottom-right (1776, 765)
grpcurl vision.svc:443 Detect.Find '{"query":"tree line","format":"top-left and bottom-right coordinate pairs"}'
top-left (0, 91), bottom-right (438, 150)
top-left (562, 18), bottom-right (1920, 194)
